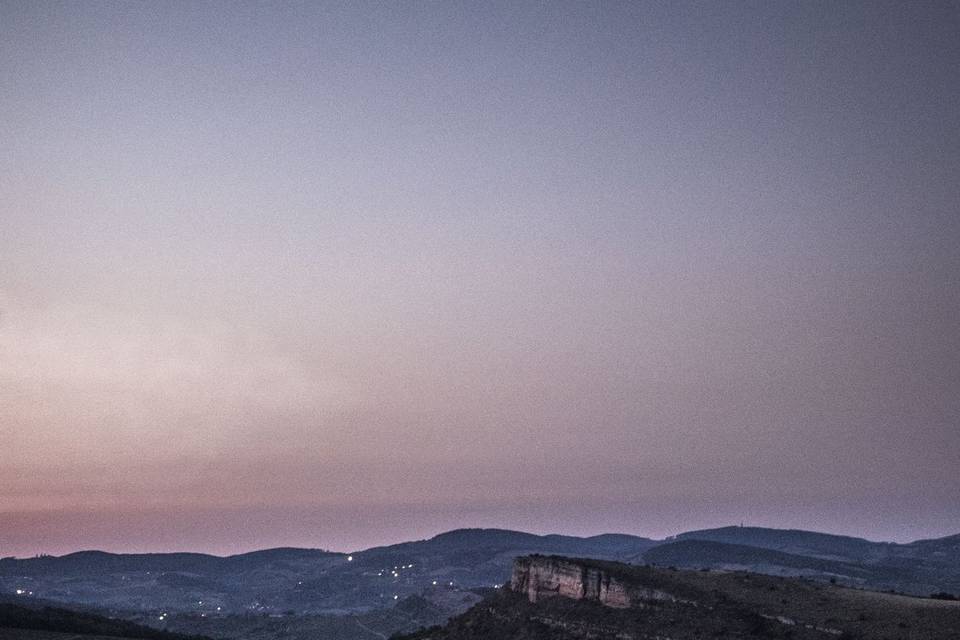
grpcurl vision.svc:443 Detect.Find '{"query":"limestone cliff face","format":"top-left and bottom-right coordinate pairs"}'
top-left (510, 556), bottom-right (633, 608)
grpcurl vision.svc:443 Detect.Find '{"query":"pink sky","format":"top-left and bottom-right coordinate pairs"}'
top-left (2, 2), bottom-right (958, 557)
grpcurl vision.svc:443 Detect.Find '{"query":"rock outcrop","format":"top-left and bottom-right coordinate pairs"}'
top-left (510, 556), bottom-right (636, 608)
top-left (404, 556), bottom-right (960, 640)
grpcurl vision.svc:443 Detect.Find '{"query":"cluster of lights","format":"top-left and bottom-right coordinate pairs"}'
top-left (377, 563), bottom-right (416, 578)
top-left (158, 613), bottom-right (167, 621)
top-left (370, 562), bottom-right (465, 593)
top-left (378, 566), bottom-right (408, 577)
top-left (15, 588), bottom-right (33, 596)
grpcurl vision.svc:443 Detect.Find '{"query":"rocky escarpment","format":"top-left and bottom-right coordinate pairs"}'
top-left (402, 556), bottom-right (960, 640)
top-left (510, 555), bottom-right (679, 608)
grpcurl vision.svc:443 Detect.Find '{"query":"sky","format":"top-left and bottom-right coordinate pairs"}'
top-left (1, 1), bottom-right (959, 557)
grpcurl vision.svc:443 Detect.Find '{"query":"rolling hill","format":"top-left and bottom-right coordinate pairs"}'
top-left (642, 526), bottom-right (960, 595)
top-left (3, 526), bottom-right (959, 640)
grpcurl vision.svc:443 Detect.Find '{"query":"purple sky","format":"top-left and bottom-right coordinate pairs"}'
top-left (2, 1), bottom-right (959, 557)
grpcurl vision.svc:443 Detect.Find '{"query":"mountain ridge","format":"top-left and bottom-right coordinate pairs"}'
top-left (2, 526), bottom-right (957, 617)
top-left (6, 525), bottom-right (958, 562)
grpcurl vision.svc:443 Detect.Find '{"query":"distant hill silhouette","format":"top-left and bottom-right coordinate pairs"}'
top-left (673, 526), bottom-right (889, 561)
top-left (641, 526), bottom-right (960, 595)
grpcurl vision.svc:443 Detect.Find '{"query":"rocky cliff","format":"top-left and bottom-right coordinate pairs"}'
top-left (510, 555), bottom-right (678, 608)
top-left (403, 557), bottom-right (960, 640)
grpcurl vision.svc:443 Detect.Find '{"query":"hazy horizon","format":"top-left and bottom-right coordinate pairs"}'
top-left (5, 501), bottom-right (959, 559)
top-left (2, 1), bottom-right (959, 559)
top-left (6, 515), bottom-right (960, 560)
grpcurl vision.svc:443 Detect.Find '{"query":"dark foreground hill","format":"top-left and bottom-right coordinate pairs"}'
top-left (399, 555), bottom-right (960, 640)
top-left (0, 602), bottom-right (210, 640)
